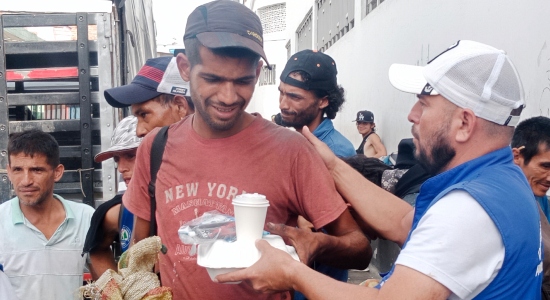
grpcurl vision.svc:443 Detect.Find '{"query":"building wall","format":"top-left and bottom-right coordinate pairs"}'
top-left (248, 0), bottom-right (313, 120)
top-left (250, 0), bottom-right (550, 153)
top-left (325, 0), bottom-right (550, 152)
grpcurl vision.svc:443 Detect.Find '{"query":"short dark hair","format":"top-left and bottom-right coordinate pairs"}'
top-left (289, 70), bottom-right (345, 120)
top-left (357, 121), bottom-right (376, 133)
top-left (511, 116), bottom-right (550, 165)
top-left (156, 94), bottom-right (195, 111)
top-left (341, 155), bottom-right (391, 186)
top-left (8, 129), bottom-right (60, 168)
top-left (183, 38), bottom-right (260, 69)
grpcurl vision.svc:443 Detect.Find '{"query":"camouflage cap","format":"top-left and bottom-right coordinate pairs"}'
top-left (95, 116), bottom-right (142, 162)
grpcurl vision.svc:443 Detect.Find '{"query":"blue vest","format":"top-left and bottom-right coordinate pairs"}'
top-left (379, 147), bottom-right (542, 299)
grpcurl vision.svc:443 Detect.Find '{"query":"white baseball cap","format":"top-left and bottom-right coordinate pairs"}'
top-left (157, 57), bottom-right (190, 96)
top-left (104, 56), bottom-right (190, 108)
top-left (389, 40), bottom-right (525, 126)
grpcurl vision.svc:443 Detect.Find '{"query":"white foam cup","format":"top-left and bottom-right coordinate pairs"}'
top-left (232, 193), bottom-right (270, 245)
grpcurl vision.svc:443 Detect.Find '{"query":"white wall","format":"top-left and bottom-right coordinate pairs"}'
top-left (248, 0), bottom-right (550, 153)
top-left (326, 0), bottom-right (550, 152)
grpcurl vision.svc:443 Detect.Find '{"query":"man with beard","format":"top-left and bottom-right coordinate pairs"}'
top-left (279, 49), bottom-right (355, 158)
top-left (0, 130), bottom-right (95, 300)
top-left (279, 49), bottom-right (356, 300)
top-left (123, 1), bottom-right (370, 299)
top-left (218, 40), bottom-right (543, 299)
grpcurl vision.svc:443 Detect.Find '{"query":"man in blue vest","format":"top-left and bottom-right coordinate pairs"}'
top-left (218, 40), bottom-right (543, 299)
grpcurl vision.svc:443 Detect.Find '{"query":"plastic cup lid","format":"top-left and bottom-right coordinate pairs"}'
top-left (232, 193), bottom-right (269, 206)
top-left (231, 202), bottom-right (270, 207)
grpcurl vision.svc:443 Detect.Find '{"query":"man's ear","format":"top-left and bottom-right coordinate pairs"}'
top-left (454, 108), bottom-right (476, 143)
top-left (512, 147), bottom-right (525, 166)
top-left (53, 164), bottom-right (65, 182)
top-left (173, 95), bottom-right (192, 118)
top-left (318, 96), bottom-right (329, 110)
top-left (254, 60), bottom-right (264, 84)
top-left (176, 53), bottom-right (191, 82)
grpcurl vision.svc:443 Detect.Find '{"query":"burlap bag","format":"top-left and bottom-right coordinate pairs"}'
top-left (79, 236), bottom-right (172, 300)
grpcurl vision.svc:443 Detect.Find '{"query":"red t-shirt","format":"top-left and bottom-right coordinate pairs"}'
top-left (123, 114), bottom-right (347, 300)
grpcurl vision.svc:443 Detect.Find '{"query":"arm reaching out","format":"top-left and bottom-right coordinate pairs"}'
top-left (301, 126), bottom-right (413, 245)
top-left (266, 219), bottom-right (371, 270)
top-left (216, 240), bottom-right (451, 300)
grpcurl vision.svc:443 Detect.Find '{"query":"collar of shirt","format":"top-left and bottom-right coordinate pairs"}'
top-left (11, 194), bottom-right (73, 225)
top-left (312, 118), bottom-right (333, 140)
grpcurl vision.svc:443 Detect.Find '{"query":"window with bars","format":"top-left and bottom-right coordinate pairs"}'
top-left (257, 3), bottom-right (286, 34)
top-left (316, 0), bottom-right (354, 52)
top-left (259, 64), bottom-right (277, 86)
top-left (365, 0), bottom-right (385, 16)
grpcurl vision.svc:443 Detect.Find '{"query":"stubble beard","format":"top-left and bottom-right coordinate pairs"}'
top-left (280, 101), bottom-right (320, 129)
top-left (195, 96), bottom-right (246, 132)
top-left (18, 188), bottom-right (50, 207)
top-left (415, 126), bottom-right (456, 175)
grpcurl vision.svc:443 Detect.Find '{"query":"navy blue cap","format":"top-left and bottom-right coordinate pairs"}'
top-left (104, 57), bottom-right (182, 108)
top-left (353, 110), bottom-right (374, 122)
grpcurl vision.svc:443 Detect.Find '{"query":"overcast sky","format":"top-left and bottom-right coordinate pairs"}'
top-left (153, 0), bottom-right (211, 47)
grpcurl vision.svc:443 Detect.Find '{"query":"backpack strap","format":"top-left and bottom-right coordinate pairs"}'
top-left (113, 197), bottom-right (124, 258)
top-left (356, 132), bottom-right (374, 155)
top-left (148, 126), bottom-right (169, 236)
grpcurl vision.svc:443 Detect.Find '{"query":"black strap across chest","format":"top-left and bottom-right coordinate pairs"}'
top-left (148, 126), bottom-right (169, 236)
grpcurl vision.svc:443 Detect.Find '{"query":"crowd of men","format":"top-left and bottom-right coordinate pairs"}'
top-left (1, 0), bottom-right (549, 299)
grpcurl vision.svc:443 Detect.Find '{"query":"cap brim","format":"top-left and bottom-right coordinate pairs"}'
top-left (388, 64), bottom-right (439, 95)
top-left (94, 147), bottom-right (137, 163)
top-left (104, 84), bottom-right (163, 108)
top-left (196, 32), bottom-right (270, 68)
top-left (94, 151), bottom-right (115, 163)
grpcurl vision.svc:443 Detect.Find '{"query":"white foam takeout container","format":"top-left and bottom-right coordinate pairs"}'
top-left (197, 234), bottom-right (300, 283)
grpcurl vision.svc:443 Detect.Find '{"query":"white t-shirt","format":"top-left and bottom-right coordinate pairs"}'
top-left (396, 190), bottom-right (505, 300)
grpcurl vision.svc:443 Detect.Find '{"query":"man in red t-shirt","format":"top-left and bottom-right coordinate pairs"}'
top-left (123, 1), bottom-right (370, 299)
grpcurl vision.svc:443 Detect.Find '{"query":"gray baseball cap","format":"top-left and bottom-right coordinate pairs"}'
top-left (184, 0), bottom-right (270, 67)
top-left (95, 116), bottom-right (142, 162)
